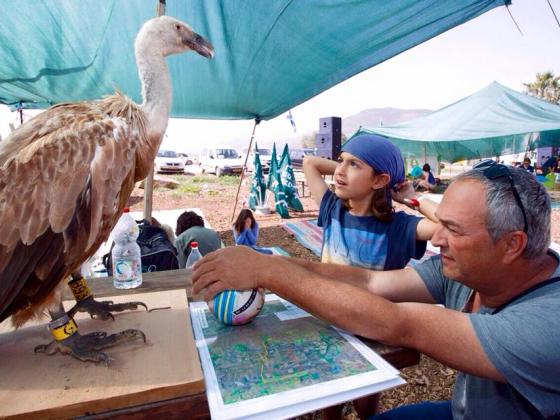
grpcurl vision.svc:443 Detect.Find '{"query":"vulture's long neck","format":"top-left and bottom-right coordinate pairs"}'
top-left (136, 45), bottom-right (171, 139)
top-left (132, 42), bottom-right (172, 178)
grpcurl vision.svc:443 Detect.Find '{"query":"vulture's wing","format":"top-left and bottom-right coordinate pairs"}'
top-left (0, 95), bottom-right (146, 323)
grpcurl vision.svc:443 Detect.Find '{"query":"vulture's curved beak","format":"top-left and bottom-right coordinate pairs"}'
top-left (187, 32), bottom-right (214, 59)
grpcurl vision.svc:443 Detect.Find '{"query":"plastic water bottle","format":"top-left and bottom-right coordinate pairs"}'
top-left (185, 241), bottom-right (203, 268)
top-left (111, 208), bottom-right (143, 289)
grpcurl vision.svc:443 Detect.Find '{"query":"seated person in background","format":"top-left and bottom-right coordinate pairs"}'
top-left (149, 216), bottom-right (175, 242)
top-left (193, 162), bottom-right (560, 419)
top-left (175, 211), bottom-right (221, 267)
top-left (541, 155), bottom-right (559, 174)
top-left (415, 163), bottom-right (437, 191)
top-left (233, 208), bottom-right (259, 246)
top-left (521, 157), bottom-right (534, 173)
top-left (232, 208), bottom-right (272, 254)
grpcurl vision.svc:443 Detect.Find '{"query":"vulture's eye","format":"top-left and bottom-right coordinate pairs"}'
top-left (175, 24), bottom-right (181, 31)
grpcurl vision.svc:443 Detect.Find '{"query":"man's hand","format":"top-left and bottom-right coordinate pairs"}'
top-left (192, 246), bottom-right (269, 301)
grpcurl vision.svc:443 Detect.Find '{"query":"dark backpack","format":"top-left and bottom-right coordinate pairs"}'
top-left (104, 219), bottom-right (179, 275)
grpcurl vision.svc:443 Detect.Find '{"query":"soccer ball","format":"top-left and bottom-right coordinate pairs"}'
top-left (208, 288), bottom-right (265, 325)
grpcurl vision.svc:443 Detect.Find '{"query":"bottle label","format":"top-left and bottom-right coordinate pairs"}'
top-left (114, 258), bottom-right (141, 281)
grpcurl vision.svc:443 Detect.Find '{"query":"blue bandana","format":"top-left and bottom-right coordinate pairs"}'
top-left (341, 134), bottom-right (404, 189)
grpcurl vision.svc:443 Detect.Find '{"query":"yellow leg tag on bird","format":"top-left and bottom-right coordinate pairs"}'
top-left (69, 277), bottom-right (93, 302)
top-left (50, 318), bottom-right (78, 341)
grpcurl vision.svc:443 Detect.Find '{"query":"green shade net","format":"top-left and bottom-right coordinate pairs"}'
top-left (350, 82), bottom-right (560, 163)
top-left (0, 0), bottom-right (507, 120)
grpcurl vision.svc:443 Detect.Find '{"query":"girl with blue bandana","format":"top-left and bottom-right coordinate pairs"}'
top-left (304, 134), bottom-right (437, 270)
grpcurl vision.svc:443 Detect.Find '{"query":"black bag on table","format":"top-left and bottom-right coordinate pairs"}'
top-left (104, 219), bottom-right (179, 275)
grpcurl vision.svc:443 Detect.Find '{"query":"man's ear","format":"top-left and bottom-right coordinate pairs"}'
top-left (501, 231), bottom-right (527, 264)
top-left (372, 173), bottom-right (391, 190)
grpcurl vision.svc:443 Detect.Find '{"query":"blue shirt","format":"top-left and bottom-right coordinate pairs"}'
top-left (426, 170), bottom-right (436, 185)
top-left (233, 223), bottom-right (259, 246)
top-left (318, 190), bottom-right (426, 270)
top-left (415, 253), bottom-right (560, 419)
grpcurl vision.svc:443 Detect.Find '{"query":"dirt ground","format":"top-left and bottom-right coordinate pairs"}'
top-left (128, 171), bottom-right (560, 417)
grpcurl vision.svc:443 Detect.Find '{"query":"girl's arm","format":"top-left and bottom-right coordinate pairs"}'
top-left (391, 181), bottom-right (440, 240)
top-left (235, 223), bottom-right (258, 246)
top-left (303, 156), bottom-right (338, 207)
top-left (392, 182), bottom-right (439, 223)
top-left (416, 218), bottom-right (438, 241)
top-left (244, 223), bottom-right (258, 245)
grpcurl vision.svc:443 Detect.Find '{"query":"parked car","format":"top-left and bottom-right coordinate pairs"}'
top-left (289, 148), bottom-right (316, 170)
top-left (241, 147), bottom-right (274, 173)
top-left (154, 149), bottom-right (185, 173)
top-left (177, 152), bottom-right (195, 166)
top-left (199, 146), bottom-right (244, 176)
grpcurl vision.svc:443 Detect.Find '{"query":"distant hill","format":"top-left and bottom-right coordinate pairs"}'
top-left (341, 107), bottom-right (432, 136)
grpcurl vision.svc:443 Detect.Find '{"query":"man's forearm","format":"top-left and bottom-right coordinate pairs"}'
top-left (278, 256), bottom-right (374, 291)
top-left (261, 256), bottom-right (401, 343)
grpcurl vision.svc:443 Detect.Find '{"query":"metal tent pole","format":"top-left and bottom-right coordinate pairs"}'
top-left (231, 118), bottom-right (261, 222)
top-left (143, 0), bottom-right (166, 220)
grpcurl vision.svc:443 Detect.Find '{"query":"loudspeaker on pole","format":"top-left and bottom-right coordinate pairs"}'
top-left (316, 116), bottom-right (342, 160)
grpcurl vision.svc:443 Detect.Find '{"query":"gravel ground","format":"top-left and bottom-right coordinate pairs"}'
top-left (128, 172), bottom-right (559, 417)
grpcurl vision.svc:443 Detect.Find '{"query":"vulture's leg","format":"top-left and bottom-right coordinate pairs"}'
top-left (34, 304), bottom-right (146, 364)
top-left (67, 272), bottom-right (147, 320)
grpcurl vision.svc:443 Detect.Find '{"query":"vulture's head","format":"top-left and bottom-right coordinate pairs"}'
top-left (135, 16), bottom-right (214, 59)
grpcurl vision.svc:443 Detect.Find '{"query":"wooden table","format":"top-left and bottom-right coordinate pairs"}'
top-left (65, 269), bottom-right (420, 419)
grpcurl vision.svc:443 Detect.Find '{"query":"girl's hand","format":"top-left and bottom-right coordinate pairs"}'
top-left (391, 181), bottom-right (416, 204)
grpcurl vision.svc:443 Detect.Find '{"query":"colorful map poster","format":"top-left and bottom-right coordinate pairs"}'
top-left (190, 295), bottom-right (404, 420)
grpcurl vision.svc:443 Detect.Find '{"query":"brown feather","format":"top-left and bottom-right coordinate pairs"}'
top-left (0, 93), bottom-right (150, 324)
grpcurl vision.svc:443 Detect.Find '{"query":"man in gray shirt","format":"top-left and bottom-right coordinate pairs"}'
top-left (192, 162), bottom-right (560, 419)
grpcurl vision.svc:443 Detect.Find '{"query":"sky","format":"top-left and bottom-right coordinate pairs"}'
top-left (1, 0), bottom-right (559, 154)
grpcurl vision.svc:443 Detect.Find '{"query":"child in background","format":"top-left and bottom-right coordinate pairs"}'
top-left (304, 133), bottom-right (437, 271)
top-left (233, 208), bottom-right (259, 246)
top-left (232, 209), bottom-right (273, 254)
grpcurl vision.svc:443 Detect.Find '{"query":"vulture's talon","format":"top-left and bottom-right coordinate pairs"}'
top-left (69, 296), bottom-right (147, 320)
top-left (34, 328), bottom-right (146, 363)
top-left (34, 341), bottom-right (56, 355)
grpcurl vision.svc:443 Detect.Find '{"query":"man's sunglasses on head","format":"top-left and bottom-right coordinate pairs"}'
top-left (473, 160), bottom-right (528, 234)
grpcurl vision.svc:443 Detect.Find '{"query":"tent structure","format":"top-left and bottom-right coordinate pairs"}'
top-left (0, 0), bottom-right (510, 218)
top-left (0, 0), bottom-right (508, 120)
top-left (349, 82), bottom-right (560, 163)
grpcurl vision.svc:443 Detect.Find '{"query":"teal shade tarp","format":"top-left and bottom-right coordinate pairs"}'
top-left (0, 0), bottom-right (507, 120)
top-left (350, 82), bottom-right (560, 163)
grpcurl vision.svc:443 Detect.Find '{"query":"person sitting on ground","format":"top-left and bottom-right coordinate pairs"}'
top-left (233, 208), bottom-right (259, 246)
top-left (521, 157), bottom-right (534, 173)
top-left (541, 155), bottom-right (559, 174)
top-left (175, 211), bottom-right (221, 267)
top-left (415, 163), bottom-right (437, 191)
top-left (303, 134), bottom-right (438, 271)
top-left (149, 216), bottom-right (175, 242)
top-left (193, 161), bottom-right (560, 419)
top-left (232, 208), bottom-right (273, 254)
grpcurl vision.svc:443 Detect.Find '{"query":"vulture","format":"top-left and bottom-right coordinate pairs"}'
top-left (0, 16), bottom-right (214, 363)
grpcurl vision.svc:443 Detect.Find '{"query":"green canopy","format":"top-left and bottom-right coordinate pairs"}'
top-left (350, 82), bottom-right (560, 163)
top-left (0, 0), bottom-right (508, 120)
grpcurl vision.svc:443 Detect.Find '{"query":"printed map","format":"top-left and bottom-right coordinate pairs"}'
top-left (200, 301), bottom-right (377, 404)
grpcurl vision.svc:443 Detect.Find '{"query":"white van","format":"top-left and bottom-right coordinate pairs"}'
top-left (199, 146), bottom-right (244, 176)
top-left (240, 147), bottom-right (274, 173)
